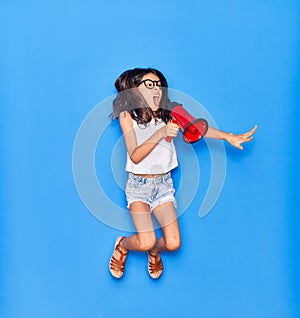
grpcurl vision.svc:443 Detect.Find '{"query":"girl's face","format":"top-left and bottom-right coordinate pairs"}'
top-left (137, 73), bottom-right (162, 111)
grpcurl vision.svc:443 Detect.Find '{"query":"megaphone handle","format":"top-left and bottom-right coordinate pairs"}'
top-left (165, 136), bottom-right (173, 142)
top-left (165, 118), bottom-right (178, 142)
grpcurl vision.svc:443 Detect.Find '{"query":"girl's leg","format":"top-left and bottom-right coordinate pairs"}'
top-left (122, 201), bottom-right (157, 251)
top-left (109, 201), bottom-right (156, 278)
top-left (152, 201), bottom-right (181, 252)
top-left (146, 201), bottom-right (181, 279)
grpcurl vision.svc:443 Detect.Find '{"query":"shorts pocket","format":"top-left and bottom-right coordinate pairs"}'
top-left (162, 177), bottom-right (175, 195)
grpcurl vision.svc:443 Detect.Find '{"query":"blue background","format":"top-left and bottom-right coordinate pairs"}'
top-left (1, 1), bottom-right (299, 317)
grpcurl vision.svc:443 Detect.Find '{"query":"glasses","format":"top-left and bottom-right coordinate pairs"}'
top-left (137, 79), bottom-right (162, 89)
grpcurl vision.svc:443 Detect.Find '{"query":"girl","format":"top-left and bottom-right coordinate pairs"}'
top-left (109, 67), bottom-right (257, 279)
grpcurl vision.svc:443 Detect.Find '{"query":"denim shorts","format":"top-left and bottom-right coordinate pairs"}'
top-left (125, 172), bottom-right (176, 211)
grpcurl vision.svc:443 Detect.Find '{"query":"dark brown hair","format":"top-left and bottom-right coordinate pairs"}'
top-left (111, 68), bottom-right (171, 125)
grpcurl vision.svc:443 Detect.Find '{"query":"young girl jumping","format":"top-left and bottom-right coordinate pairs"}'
top-left (109, 67), bottom-right (257, 279)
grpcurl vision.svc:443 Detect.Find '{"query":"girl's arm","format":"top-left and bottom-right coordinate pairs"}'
top-left (205, 125), bottom-right (258, 150)
top-left (119, 112), bottom-right (179, 164)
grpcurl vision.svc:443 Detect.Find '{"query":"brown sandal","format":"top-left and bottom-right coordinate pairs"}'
top-left (148, 251), bottom-right (163, 279)
top-left (109, 237), bottom-right (128, 279)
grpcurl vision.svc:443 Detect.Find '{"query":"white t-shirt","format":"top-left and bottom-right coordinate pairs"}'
top-left (125, 118), bottom-right (178, 174)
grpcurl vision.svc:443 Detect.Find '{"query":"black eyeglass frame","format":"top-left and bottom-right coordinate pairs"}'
top-left (137, 79), bottom-right (162, 89)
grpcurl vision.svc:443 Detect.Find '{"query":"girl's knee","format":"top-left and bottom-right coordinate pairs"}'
top-left (165, 237), bottom-right (181, 251)
top-left (137, 233), bottom-right (156, 252)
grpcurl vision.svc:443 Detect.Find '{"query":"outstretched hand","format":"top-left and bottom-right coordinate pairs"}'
top-left (225, 125), bottom-right (258, 150)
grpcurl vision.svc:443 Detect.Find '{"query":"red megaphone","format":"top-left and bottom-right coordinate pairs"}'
top-left (166, 102), bottom-right (208, 143)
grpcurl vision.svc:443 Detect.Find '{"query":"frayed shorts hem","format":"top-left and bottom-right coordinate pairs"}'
top-left (126, 197), bottom-right (177, 212)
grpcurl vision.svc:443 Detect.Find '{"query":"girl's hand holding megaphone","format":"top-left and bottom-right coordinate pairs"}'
top-left (164, 121), bottom-right (180, 141)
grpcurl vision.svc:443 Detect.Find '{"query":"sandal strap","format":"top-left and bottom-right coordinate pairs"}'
top-left (115, 239), bottom-right (128, 257)
top-left (148, 251), bottom-right (159, 258)
top-left (148, 260), bottom-right (163, 273)
top-left (110, 256), bottom-right (125, 271)
top-left (148, 252), bottom-right (163, 274)
top-left (109, 237), bottom-right (128, 276)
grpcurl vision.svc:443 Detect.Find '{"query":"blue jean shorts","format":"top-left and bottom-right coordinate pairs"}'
top-left (125, 172), bottom-right (176, 211)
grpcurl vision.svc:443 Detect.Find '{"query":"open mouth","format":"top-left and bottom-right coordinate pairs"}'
top-left (153, 95), bottom-right (161, 107)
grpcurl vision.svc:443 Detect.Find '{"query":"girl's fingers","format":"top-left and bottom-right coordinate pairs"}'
top-left (166, 124), bottom-right (179, 137)
top-left (168, 122), bottom-right (180, 128)
top-left (249, 125), bottom-right (258, 134)
top-left (244, 125), bottom-right (258, 137)
top-left (230, 125), bottom-right (257, 149)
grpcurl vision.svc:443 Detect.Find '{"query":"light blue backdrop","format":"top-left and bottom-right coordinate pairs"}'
top-left (1, 1), bottom-right (299, 317)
